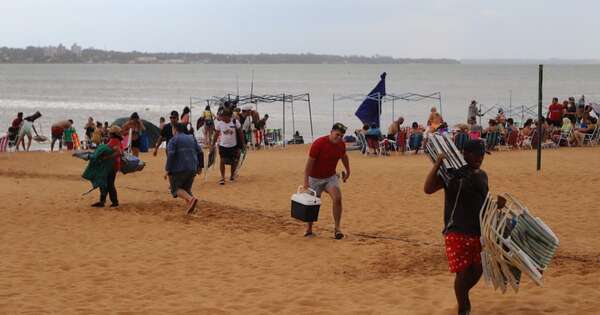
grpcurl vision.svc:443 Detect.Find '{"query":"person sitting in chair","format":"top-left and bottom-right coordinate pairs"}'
top-left (365, 123), bottom-right (382, 155)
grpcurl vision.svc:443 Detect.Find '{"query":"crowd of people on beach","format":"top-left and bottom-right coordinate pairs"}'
top-left (4, 95), bottom-right (598, 315)
top-left (354, 95), bottom-right (599, 156)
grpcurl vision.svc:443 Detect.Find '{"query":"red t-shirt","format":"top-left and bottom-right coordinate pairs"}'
top-left (548, 103), bottom-right (563, 121)
top-left (107, 138), bottom-right (123, 171)
top-left (11, 118), bottom-right (22, 128)
top-left (309, 136), bottom-right (346, 179)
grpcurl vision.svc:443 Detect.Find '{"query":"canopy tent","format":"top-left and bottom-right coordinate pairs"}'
top-left (334, 92), bottom-right (443, 130)
top-left (111, 118), bottom-right (161, 148)
top-left (476, 103), bottom-right (541, 126)
top-left (189, 92), bottom-right (314, 145)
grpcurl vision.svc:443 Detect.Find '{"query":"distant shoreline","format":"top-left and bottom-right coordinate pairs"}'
top-left (0, 46), bottom-right (459, 65)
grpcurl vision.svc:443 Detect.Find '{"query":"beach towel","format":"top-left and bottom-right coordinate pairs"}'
top-left (72, 132), bottom-right (81, 150)
top-left (82, 144), bottom-right (114, 191)
top-left (72, 150), bottom-right (93, 161)
top-left (120, 154), bottom-right (145, 174)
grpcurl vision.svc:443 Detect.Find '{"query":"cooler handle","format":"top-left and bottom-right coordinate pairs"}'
top-left (297, 186), bottom-right (317, 198)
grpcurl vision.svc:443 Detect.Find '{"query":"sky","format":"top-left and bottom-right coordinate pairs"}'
top-left (1, 0), bottom-right (598, 59)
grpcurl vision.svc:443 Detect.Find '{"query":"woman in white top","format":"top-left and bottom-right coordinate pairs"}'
top-left (16, 111), bottom-right (42, 151)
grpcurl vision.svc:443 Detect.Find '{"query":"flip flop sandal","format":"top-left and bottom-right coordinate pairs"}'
top-left (218, 179), bottom-right (225, 185)
top-left (304, 231), bottom-right (316, 238)
top-left (186, 198), bottom-right (198, 215)
top-left (334, 231), bottom-right (345, 240)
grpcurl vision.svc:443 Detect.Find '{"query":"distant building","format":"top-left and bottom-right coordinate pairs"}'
top-left (57, 43), bottom-right (67, 56)
top-left (71, 43), bottom-right (82, 57)
top-left (43, 46), bottom-right (58, 57)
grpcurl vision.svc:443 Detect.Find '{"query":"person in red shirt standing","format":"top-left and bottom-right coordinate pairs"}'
top-left (11, 112), bottom-right (23, 129)
top-left (303, 123), bottom-right (351, 239)
top-left (92, 125), bottom-right (124, 208)
top-left (547, 97), bottom-right (564, 127)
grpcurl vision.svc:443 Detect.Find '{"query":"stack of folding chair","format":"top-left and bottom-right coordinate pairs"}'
top-left (479, 193), bottom-right (559, 293)
top-left (424, 133), bottom-right (467, 185)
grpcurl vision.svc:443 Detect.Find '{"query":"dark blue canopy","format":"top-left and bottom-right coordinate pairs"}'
top-left (355, 72), bottom-right (386, 128)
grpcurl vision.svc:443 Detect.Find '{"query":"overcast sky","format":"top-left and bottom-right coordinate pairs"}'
top-left (1, 0), bottom-right (597, 59)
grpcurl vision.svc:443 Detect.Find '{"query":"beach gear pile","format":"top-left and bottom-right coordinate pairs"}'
top-left (424, 133), bottom-right (559, 293)
top-left (424, 133), bottom-right (467, 185)
top-left (479, 193), bottom-right (559, 293)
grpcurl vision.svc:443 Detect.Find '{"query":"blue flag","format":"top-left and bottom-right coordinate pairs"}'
top-left (355, 72), bottom-right (386, 128)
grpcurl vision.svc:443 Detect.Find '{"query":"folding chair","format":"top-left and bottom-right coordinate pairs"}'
top-left (485, 131), bottom-right (500, 150)
top-left (583, 126), bottom-right (599, 146)
top-left (396, 128), bottom-right (408, 153)
top-left (556, 129), bottom-right (573, 147)
top-left (408, 132), bottom-right (423, 152)
top-left (453, 132), bottom-right (469, 152)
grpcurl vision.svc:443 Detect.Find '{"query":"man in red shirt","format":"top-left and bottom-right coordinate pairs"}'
top-left (11, 112), bottom-right (23, 129)
top-left (547, 97), bottom-right (564, 127)
top-left (303, 123), bottom-right (351, 239)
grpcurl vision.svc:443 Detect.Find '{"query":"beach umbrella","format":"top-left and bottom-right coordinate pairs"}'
top-left (111, 118), bottom-right (161, 148)
top-left (355, 72), bottom-right (386, 128)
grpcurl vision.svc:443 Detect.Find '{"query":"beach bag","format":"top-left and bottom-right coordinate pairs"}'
top-left (291, 187), bottom-right (321, 222)
top-left (120, 153), bottom-right (145, 174)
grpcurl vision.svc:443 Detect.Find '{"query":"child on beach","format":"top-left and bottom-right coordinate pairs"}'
top-left (62, 120), bottom-right (76, 151)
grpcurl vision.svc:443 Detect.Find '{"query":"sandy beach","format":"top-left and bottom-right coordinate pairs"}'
top-left (1, 145), bottom-right (599, 314)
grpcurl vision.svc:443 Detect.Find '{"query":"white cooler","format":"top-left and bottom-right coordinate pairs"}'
top-left (291, 186), bottom-right (321, 222)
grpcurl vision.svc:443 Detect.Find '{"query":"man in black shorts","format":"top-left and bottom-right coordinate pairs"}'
top-left (212, 109), bottom-right (244, 185)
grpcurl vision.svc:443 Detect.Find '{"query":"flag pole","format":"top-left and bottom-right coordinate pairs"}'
top-left (537, 64), bottom-right (543, 172)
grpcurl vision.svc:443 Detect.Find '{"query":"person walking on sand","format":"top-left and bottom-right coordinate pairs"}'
top-left (153, 111), bottom-right (179, 156)
top-left (303, 122), bottom-right (350, 239)
top-left (122, 112), bottom-right (145, 157)
top-left (212, 109), bottom-right (243, 185)
top-left (50, 119), bottom-right (73, 152)
top-left (92, 126), bottom-right (124, 208)
top-left (424, 140), bottom-right (489, 315)
top-left (165, 123), bottom-right (203, 215)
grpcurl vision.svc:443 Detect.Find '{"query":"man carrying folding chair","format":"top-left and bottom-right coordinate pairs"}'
top-left (424, 140), bottom-right (489, 315)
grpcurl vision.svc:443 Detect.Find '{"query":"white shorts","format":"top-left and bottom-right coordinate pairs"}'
top-left (19, 121), bottom-right (32, 138)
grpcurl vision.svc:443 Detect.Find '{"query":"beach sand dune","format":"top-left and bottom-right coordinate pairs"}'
top-left (1, 146), bottom-right (599, 314)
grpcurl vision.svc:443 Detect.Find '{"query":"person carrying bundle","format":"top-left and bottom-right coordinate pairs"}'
top-left (424, 140), bottom-right (489, 315)
top-left (87, 126), bottom-right (124, 208)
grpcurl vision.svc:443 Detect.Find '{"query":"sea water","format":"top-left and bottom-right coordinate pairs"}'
top-left (1, 63), bottom-right (600, 150)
